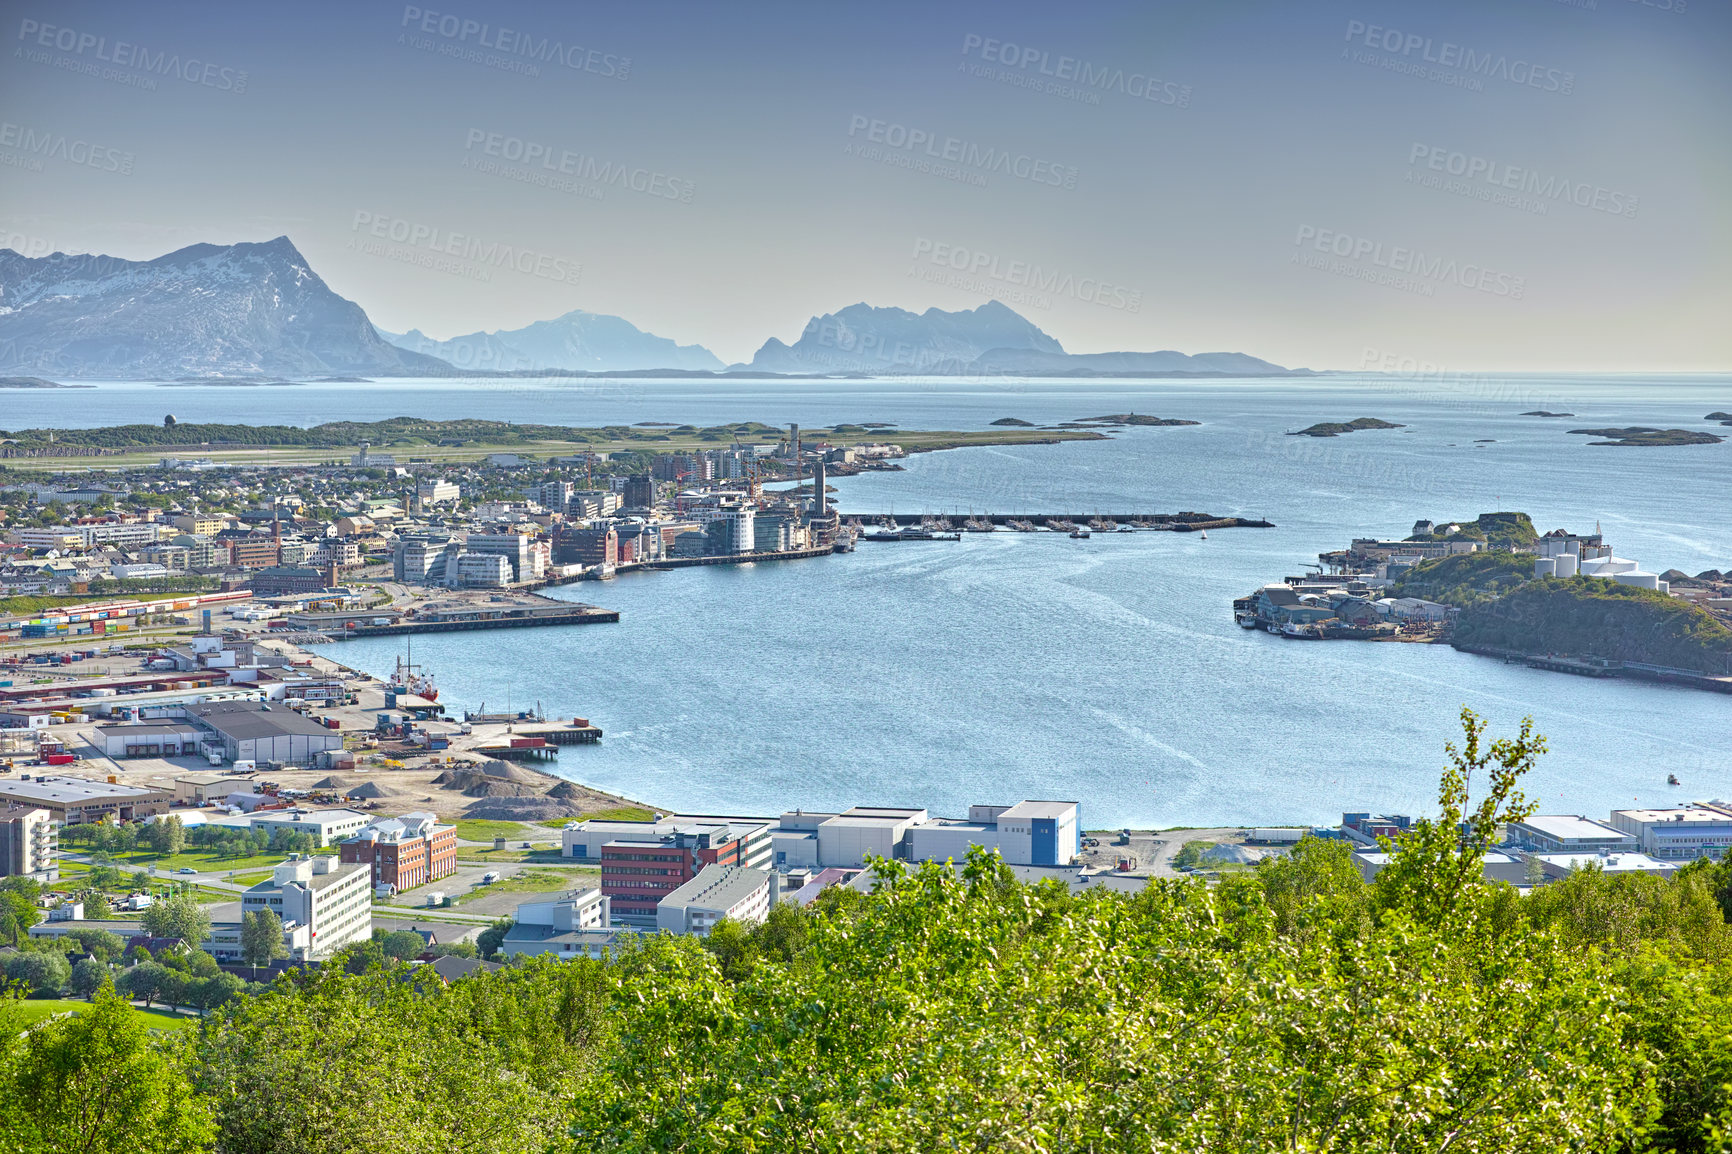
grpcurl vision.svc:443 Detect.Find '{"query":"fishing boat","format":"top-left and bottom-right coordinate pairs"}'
top-left (1007, 519), bottom-right (1038, 532)
top-left (1070, 526), bottom-right (1091, 539)
top-left (1668, 774), bottom-right (1681, 786)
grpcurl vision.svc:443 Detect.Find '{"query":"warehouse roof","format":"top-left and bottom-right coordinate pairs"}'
top-left (186, 700), bottom-right (333, 741)
top-left (0, 777), bottom-right (168, 804)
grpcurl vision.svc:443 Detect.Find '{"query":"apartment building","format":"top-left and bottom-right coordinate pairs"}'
top-left (0, 804), bottom-right (58, 882)
top-left (241, 855), bottom-right (372, 962)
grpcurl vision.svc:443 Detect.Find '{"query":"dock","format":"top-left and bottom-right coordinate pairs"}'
top-left (287, 594), bottom-right (618, 641)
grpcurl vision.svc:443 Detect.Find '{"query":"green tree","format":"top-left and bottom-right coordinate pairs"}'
top-left (1371, 706), bottom-right (1543, 927)
top-left (139, 894), bottom-right (212, 947)
top-left (5, 982), bottom-right (214, 1154)
top-left (69, 957), bottom-right (108, 999)
top-left (0, 890), bottom-right (39, 946)
top-left (427, 940), bottom-right (477, 959)
top-left (189, 973), bottom-right (245, 1017)
top-left (377, 930), bottom-right (426, 962)
top-left (476, 917), bottom-right (512, 961)
top-left (62, 928), bottom-right (125, 962)
top-left (3, 951), bottom-right (70, 996)
top-left (240, 909), bottom-right (286, 976)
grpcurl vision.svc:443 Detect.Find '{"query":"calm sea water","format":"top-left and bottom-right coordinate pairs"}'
top-left (23, 374), bottom-right (1730, 826)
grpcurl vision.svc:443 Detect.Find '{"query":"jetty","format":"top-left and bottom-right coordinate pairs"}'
top-left (286, 593), bottom-right (617, 640)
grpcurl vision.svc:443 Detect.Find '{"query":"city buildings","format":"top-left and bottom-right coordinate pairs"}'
top-left (657, 865), bottom-right (776, 935)
top-left (563, 814), bottom-right (774, 925)
top-left (339, 812), bottom-right (458, 891)
top-left (0, 777), bottom-right (171, 825)
top-left (0, 804), bottom-right (58, 882)
top-left (241, 854), bottom-right (373, 962)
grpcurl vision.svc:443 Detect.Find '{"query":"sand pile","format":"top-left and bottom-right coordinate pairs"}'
top-left (461, 796), bottom-right (589, 821)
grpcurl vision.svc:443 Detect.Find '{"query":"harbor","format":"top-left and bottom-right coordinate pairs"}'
top-left (282, 593), bottom-right (618, 641)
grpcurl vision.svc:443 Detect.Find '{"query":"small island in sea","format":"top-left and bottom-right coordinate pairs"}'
top-left (1567, 426), bottom-right (1725, 447)
top-left (0, 376), bottom-right (94, 389)
top-left (990, 417), bottom-right (1035, 427)
top-left (1080, 413), bottom-right (1201, 427)
top-left (1288, 417), bottom-right (1404, 437)
top-left (1708, 411), bottom-right (1732, 426)
top-left (1520, 410), bottom-right (1574, 417)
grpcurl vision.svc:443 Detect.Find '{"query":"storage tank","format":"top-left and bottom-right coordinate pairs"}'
top-left (1613, 571), bottom-right (1660, 590)
top-left (1553, 552), bottom-right (1578, 578)
top-left (1533, 557), bottom-right (1557, 578)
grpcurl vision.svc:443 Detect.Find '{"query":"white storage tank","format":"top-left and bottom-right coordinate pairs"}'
top-left (1553, 553), bottom-right (1578, 578)
top-left (1533, 558), bottom-right (1557, 578)
top-left (1613, 571), bottom-right (1660, 590)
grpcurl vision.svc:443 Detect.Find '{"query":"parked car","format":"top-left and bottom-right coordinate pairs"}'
top-left (178, 867), bottom-right (198, 875)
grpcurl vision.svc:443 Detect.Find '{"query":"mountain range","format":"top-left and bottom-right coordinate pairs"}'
top-left (0, 237), bottom-right (1300, 379)
top-left (0, 237), bottom-right (448, 379)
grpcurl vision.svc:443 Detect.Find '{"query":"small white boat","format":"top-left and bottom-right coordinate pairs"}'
top-left (1070, 527), bottom-right (1090, 539)
top-left (1199, 530), bottom-right (1208, 540)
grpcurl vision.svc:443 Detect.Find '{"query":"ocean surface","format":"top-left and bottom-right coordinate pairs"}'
top-left (18, 374), bottom-right (1730, 826)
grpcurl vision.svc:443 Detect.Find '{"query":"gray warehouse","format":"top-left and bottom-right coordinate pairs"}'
top-left (185, 701), bottom-right (343, 765)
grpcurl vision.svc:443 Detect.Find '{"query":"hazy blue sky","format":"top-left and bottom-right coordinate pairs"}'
top-left (2, 0), bottom-right (1727, 370)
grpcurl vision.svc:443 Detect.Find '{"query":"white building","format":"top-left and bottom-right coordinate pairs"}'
top-left (1507, 815), bottom-right (1638, 855)
top-left (1527, 851), bottom-right (1679, 881)
top-left (249, 809), bottom-right (372, 848)
top-left (462, 533), bottom-right (539, 581)
top-left (451, 552), bottom-right (513, 588)
top-left (241, 855), bottom-right (373, 962)
top-left (416, 480), bottom-right (461, 505)
top-left (656, 865), bottom-right (775, 935)
top-left (1608, 806), bottom-right (1732, 861)
top-left (0, 804), bottom-right (58, 883)
top-left (499, 889), bottom-right (615, 959)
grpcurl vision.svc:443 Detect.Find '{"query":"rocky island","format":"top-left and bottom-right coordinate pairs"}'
top-left (1288, 417), bottom-right (1404, 437)
top-left (1567, 427), bottom-right (1725, 447)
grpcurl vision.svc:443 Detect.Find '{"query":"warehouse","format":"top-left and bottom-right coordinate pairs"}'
top-left (0, 777), bottom-right (171, 824)
top-left (97, 722), bottom-right (207, 759)
top-left (184, 700), bottom-right (343, 766)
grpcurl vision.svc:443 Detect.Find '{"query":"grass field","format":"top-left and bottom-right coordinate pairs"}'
top-left (479, 867), bottom-right (598, 895)
top-left (12, 998), bottom-right (198, 1033)
top-left (227, 869), bottom-right (274, 886)
top-left (78, 846), bottom-right (337, 874)
top-left (538, 806), bottom-right (654, 829)
top-left (450, 819), bottom-right (532, 843)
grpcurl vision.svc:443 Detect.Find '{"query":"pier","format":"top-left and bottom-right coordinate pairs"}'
top-left (288, 595), bottom-right (618, 641)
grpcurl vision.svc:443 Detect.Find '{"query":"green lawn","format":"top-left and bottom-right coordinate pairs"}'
top-left (538, 806), bottom-right (654, 829)
top-left (481, 868), bottom-right (598, 895)
top-left (228, 869), bottom-right (274, 886)
top-left (450, 819), bottom-right (531, 842)
top-left (12, 998), bottom-right (198, 1033)
top-left (72, 847), bottom-right (336, 874)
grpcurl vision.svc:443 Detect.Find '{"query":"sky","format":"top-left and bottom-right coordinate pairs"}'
top-left (1, 0), bottom-right (1728, 371)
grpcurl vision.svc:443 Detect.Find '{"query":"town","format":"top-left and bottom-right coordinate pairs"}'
top-left (1234, 512), bottom-right (1732, 691)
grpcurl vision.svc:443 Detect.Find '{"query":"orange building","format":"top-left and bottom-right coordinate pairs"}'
top-left (339, 812), bottom-right (458, 892)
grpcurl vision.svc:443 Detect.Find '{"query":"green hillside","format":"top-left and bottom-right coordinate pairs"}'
top-left (1455, 578), bottom-right (1732, 674)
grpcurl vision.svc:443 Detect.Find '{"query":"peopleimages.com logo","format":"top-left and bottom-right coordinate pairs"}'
top-left (1406, 144), bottom-right (1637, 219)
top-left (16, 18), bottom-right (248, 93)
top-left (910, 239), bottom-right (1141, 312)
top-left (399, 6), bottom-right (629, 79)
top-left (1293, 225), bottom-right (1526, 299)
top-left (845, 115), bottom-right (1078, 189)
top-left (0, 121), bottom-right (133, 175)
top-left (1342, 20), bottom-right (1574, 95)
top-left (349, 212), bottom-right (581, 284)
top-left (959, 34), bottom-right (1191, 108)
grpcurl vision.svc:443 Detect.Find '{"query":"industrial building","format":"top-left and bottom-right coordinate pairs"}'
top-left (0, 777), bottom-right (171, 825)
top-left (656, 864), bottom-right (776, 935)
top-left (339, 812), bottom-right (458, 891)
top-left (1608, 806), bottom-right (1732, 861)
top-left (0, 804), bottom-right (57, 882)
top-left (767, 801), bottom-right (1083, 871)
top-left (562, 813), bottom-right (773, 925)
top-left (1505, 815), bottom-right (1638, 855)
top-left (183, 700), bottom-right (345, 765)
top-left (241, 855), bottom-right (372, 962)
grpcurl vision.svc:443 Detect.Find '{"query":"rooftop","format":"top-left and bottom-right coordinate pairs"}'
top-left (1000, 800), bottom-right (1080, 821)
top-left (186, 700), bottom-right (334, 741)
top-left (662, 864), bottom-right (769, 911)
top-left (0, 777), bottom-right (168, 804)
top-left (1514, 815), bottom-right (1633, 842)
top-left (1611, 807), bottom-right (1732, 825)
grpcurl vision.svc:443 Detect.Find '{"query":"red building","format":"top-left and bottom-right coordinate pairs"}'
top-left (599, 823), bottom-right (751, 923)
top-left (339, 813), bottom-right (458, 892)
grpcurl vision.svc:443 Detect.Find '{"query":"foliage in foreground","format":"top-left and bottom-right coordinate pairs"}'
top-left (6, 709), bottom-right (1732, 1152)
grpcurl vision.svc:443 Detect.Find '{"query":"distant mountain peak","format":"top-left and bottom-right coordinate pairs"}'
top-left (0, 238), bottom-right (448, 378)
top-left (747, 300), bottom-right (1065, 374)
top-left (381, 308), bottom-right (723, 373)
